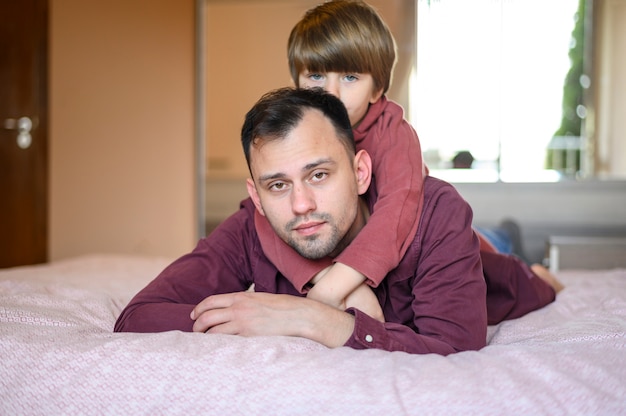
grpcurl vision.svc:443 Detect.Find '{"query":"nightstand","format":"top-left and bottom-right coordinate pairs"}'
top-left (546, 236), bottom-right (626, 272)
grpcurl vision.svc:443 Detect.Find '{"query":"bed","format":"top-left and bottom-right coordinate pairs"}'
top-left (1, 254), bottom-right (624, 415)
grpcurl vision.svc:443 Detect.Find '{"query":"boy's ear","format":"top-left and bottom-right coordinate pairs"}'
top-left (370, 88), bottom-right (384, 104)
top-left (246, 178), bottom-right (265, 216)
top-left (354, 149), bottom-right (372, 195)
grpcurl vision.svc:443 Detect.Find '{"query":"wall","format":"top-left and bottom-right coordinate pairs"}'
top-left (49, 0), bottom-right (196, 260)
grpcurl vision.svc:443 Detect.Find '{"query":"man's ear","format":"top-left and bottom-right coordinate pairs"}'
top-left (354, 149), bottom-right (372, 195)
top-left (246, 178), bottom-right (265, 216)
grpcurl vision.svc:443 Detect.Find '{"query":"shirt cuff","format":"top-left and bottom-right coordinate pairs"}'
top-left (343, 307), bottom-right (388, 350)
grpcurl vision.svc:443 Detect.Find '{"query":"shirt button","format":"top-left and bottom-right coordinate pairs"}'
top-left (365, 334), bottom-right (373, 343)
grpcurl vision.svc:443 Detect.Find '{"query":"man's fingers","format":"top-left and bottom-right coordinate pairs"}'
top-left (191, 292), bottom-right (254, 332)
top-left (205, 320), bottom-right (239, 335)
top-left (190, 293), bottom-right (233, 320)
top-left (192, 305), bottom-right (232, 333)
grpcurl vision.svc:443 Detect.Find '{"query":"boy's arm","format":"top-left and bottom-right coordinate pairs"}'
top-left (306, 263), bottom-right (384, 322)
top-left (336, 103), bottom-right (427, 286)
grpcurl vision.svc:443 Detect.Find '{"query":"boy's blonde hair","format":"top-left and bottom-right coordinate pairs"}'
top-left (287, 0), bottom-right (397, 95)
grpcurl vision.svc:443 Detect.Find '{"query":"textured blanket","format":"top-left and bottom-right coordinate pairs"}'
top-left (1, 255), bottom-right (624, 415)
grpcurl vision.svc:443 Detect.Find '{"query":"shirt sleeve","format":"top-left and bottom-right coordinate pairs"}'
top-left (335, 115), bottom-right (427, 287)
top-left (344, 179), bottom-right (487, 355)
top-left (114, 206), bottom-right (259, 333)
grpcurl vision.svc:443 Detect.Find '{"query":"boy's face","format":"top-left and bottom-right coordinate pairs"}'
top-left (246, 109), bottom-right (371, 260)
top-left (298, 71), bottom-right (383, 127)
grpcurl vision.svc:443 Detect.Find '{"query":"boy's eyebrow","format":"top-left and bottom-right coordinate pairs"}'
top-left (258, 158), bottom-right (335, 183)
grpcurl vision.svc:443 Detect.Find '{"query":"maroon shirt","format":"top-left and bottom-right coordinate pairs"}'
top-left (115, 176), bottom-right (554, 355)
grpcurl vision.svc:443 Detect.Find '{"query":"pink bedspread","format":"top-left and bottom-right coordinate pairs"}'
top-left (1, 255), bottom-right (625, 415)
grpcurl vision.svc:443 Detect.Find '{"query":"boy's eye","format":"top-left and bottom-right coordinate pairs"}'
top-left (343, 74), bottom-right (358, 82)
top-left (308, 73), bottom-right (324, 81)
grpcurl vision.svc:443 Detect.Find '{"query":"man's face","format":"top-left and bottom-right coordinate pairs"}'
top-left (247, 109), bottom-right (369, 259)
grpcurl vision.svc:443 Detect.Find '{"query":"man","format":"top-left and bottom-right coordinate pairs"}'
top-left (115, 87), bottom-right (558, 355)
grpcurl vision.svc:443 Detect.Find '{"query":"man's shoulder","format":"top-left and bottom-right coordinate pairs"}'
top-left (202, 197), bottom-right (257, 244)
top-left (221, 197), bottom-right (256, 226)
top-left (424, 175), bottom-right (461, 196)
top-left (422, 175), bottom-right (470, 213)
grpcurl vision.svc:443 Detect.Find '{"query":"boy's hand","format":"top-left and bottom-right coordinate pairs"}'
top-left (306, 263), bottom-right (384, 322)
top-left (344, 284), bottom-right (384, 323)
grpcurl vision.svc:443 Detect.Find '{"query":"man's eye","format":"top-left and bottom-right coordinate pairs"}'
top-left (269, 182), bottom-right (287, 192)
top-left (311, 172), bottom-right (327, 182)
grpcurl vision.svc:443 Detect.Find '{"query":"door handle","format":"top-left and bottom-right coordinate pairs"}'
top-left (3, 116), bottom-right (36, 149)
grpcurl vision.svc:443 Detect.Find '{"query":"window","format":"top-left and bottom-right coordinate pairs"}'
top-left (411, 0), bottom-right (583, 182)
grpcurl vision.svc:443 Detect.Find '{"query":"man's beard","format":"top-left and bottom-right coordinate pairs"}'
top-left (285, 213), bottom-right (341, 260)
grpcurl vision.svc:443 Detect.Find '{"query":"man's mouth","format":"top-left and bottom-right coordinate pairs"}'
top-left (293, 221), bottom-right (324, 236)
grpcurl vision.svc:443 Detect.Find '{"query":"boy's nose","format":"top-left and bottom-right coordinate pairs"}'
top-left (324, 79), bottom-right (340, 98)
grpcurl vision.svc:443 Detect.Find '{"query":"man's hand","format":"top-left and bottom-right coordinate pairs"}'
top-left (190, 292), bottom-right (355, 348)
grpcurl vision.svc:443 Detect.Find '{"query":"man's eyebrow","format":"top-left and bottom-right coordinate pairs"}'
top-left (303, 158), bottom-right (334, 172)
top-left (258, 172), bottom-right (285, 183)
top-left (257, 158), bottom-right (335, 183)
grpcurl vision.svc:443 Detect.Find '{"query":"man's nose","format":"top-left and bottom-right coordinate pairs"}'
top-left (291, 184), bottom-right (316, 215)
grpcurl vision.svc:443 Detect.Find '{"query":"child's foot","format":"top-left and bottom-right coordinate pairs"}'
top-left (530, 264), bottom-right (565, 293)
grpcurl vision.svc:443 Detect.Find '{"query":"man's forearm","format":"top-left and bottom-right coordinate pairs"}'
top-left (114, 302), bottom-right (195, 333)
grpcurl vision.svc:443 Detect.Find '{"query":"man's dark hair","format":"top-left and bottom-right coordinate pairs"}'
top-left (241, 87), bottom-right (355, 173)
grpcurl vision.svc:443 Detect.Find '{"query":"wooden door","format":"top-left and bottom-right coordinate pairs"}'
top-left (0, 0), bottom-right (48, 267)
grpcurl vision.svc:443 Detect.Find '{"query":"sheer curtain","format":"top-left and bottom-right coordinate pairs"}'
top-left (411, 0), bottom-right (580, 182)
